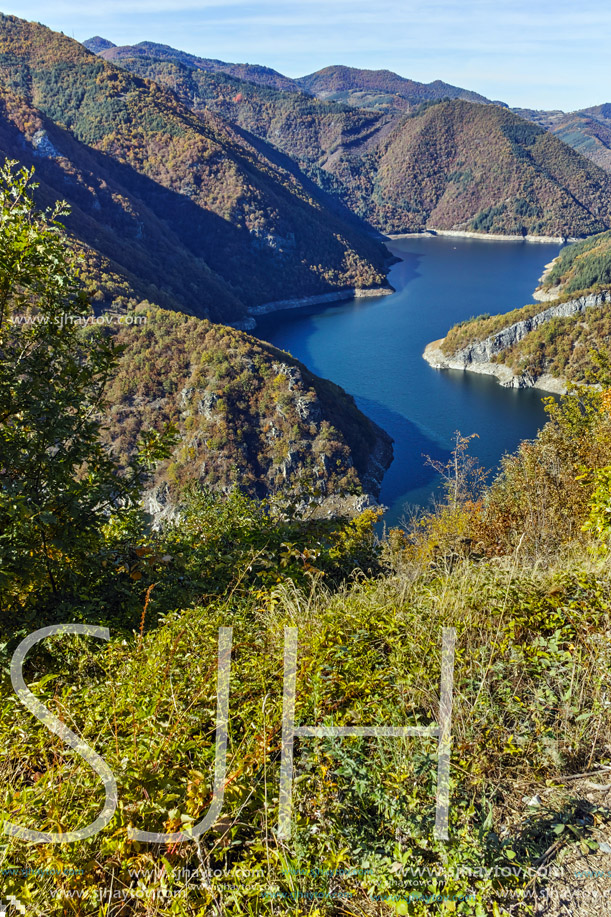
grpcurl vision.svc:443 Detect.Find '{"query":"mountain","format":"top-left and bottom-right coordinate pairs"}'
top-left (86, 50), bottom-right (491, 112)
top-left (425, 231), bottom-right (611, 390)
top-left (82, 35), bottom-right (116, 54)
top-left (517, 104), bottom-right (611, 173)
top-left (0, 15), bottom-right (396, 510)
top-left (95, 39), bottom-right (303, 93)
top-left (547, 105), bottom-right (611, 173)
top-left (81, 45), bottom-right (392, 170)
top-left (84, 38), bottom-right (611, 219)
top-left (90, 41), bottom-right (611, 239)
top-left (296, 65), bottom-right (493, 110)
top-left (8, 159), bottom-right (611, 917)
top-left (106, 302), bottom-right (393, 513)
top-left (329, 100), bottom-right (611, 236)
top-left (0, 15), bottom-right (390, 324)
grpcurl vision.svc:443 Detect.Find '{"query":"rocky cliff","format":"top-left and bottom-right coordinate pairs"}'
top-left (423, 290), bottom-right (611, 393)
top-left (106, 306), bottom-right (394, 522)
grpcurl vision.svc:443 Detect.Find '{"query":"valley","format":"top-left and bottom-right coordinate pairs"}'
top-left (4, 9), bottom-right (611, 916)
top-left (85, 39), bottom-right (611, 239)
top-left (257, 234), bottom-right (559, 522)
top-left (0, 12), bottom-right (610, 514)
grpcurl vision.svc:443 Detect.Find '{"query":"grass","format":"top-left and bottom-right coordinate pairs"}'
top-left (2, 542), bottom-right (611, 915)
top-left (5, 144), bottom-right (611, 917)
top-left (5, 383), bottom-right (611, 915)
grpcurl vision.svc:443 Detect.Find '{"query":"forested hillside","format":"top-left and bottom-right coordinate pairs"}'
top-left (0, 165), bottom-right (392, 517)
top-left (335, 100), bottom-right (611, 236)
top-left (80, 45), bottom-right (395, 176)
top-left (0, 15), bottom-right (390, 323)
top-left (296, 64), bottom-right (492, 107)
top-left (541, 231), bottom-right (611, 296)
top-left (518, 103), bottom-right (611, 173)
top-left (96, 39), bottom-right (303, 92)
top-left (106, 303), bottom-right (393, 511)
top-left (430, 232), bottom-right (611, 387)
top-left (94, 40), bottom-right (611, 238)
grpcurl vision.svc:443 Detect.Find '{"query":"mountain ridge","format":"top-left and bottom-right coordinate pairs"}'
top-left (0, 15), bottom-right (391, 323)
top-left (85, 37), bottom-right (611, 180)
top-left (515, 103), bottom-right (611, 173)
top-left (83, 35), bottom-right (116, 54)
top-left (95, 39), bottom-right (303, 93)
top-left (0, 15), bottom-right (396, 509)
top-left (296, 64), bottom-right (493, 108)
top-left (87, 39), bottom-right (611, 239)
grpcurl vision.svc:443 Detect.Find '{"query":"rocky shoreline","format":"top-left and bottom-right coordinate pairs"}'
top-left (388, 229), bottom-right (578, 244)
top-left (423, 339), bottom-right (567, 394)
top-left (231, 285), bottom-right (395, 331)
top-left (423, 289), bottom-right (611, 395)
top-left (533, 253), bottom-right (565, 301)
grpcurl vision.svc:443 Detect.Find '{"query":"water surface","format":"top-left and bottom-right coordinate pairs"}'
top-left (257, 235), bottom-right (562, 525)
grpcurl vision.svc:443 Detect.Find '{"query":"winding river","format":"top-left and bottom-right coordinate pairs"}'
top-left (256, 235), bottom-right (562, 525)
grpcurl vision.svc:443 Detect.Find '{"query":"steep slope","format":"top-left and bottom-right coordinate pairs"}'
top-left (105, 303), bottom-right (393, 513)
top-left (97, 40), bottom-right (302, 93)
top-left (517, 104), bottom-right (611, 174)
top-left (549, 105), bottom-right (611, 173)
top-left (0, 15), bottom-right (390, 323)
top-left (93, 41), bottom-right (611, 240)
top-left (83, 47), bottom-right (393, 171)
top-left (0, 89), bottom-right (245, 321)
top-left (336, 100), bottom-right (611, 236)
top-left (424, 232), bottom-right (611, 389)
top-left (0, 156), bottom-right (394, 515)
top-left (537, 230), bottom-right (611, 298)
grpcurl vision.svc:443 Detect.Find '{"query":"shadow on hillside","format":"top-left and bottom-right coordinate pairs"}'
top-left (5, 106), bottom-right (389, 322)
top-left (227, 119), bottom-right (390, 243)
top-left (254, 249), bottom-right (423, 368)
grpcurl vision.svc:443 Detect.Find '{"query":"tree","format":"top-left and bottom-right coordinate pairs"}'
top-left (0, 161), bottom-right (163, 626)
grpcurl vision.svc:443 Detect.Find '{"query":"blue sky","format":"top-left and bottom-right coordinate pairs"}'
top-left (4, 0), bottom-right (610, 110)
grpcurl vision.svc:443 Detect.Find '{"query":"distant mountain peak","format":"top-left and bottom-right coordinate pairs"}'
top-left (94, 40), bottom-right (302, 92)
top-left (83, 36), bottom-right (116, 53)
top-left (296, 65), bottom-right (492, 107)
top-left (0, 14), bottom-right (388, 324)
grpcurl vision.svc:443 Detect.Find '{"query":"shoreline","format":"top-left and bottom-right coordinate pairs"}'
top-left (533, 254), bottom-right (564, 301)
top-left (232, 285), bottom-right (395, 330)
top-left (422, 288), bottom-right (611, 395)
top-left (422, 340), bottom-right (567, 394)
top-left (234, 231), bottom-right (577, 331)
top-left (387, 229), bottom-right (579, 244)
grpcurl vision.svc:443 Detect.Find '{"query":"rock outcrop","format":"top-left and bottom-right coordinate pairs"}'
top-left (423, 290), bottom-right (611, 394)
top-left (247, 285), bottom-right (393, 321)
top-left (107, 309), bottom-right (394, 527)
